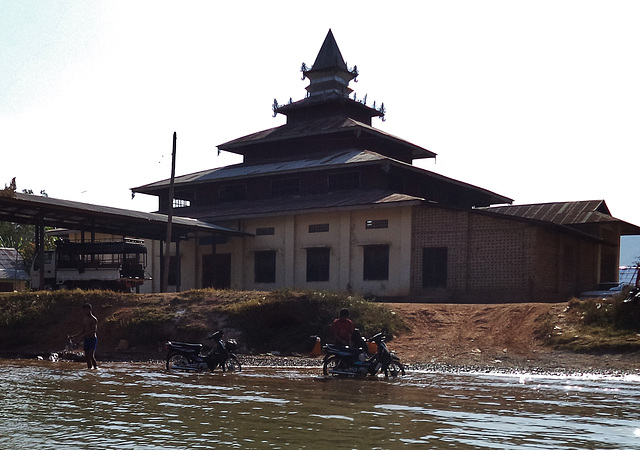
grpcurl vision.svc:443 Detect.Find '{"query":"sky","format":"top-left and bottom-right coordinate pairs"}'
top-left (2, 1), bottom-right (640, 261)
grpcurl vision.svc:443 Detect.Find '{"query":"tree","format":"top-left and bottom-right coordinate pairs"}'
top-left (0, 181), bottom-right (54, 272)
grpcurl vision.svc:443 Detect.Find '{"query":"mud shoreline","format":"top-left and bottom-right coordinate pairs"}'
top-left (3, 349), bottom-right (639, 378)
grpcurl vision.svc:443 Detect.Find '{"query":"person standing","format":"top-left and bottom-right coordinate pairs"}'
top-left (69, 303), bottom-right (98, 369)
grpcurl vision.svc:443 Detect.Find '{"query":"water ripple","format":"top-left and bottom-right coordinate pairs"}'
top-left (0, 359), bottom-right (639, 449)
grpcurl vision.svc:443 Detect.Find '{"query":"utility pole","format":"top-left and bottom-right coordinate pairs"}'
top-left (162, 132), bottom-right (176, 293)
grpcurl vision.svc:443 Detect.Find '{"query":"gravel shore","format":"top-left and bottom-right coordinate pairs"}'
top-left (4, 348), bottom-right (639, 378)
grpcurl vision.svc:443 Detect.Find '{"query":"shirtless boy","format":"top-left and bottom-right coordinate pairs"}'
top-left (69, 303), bottom-right (98, 369)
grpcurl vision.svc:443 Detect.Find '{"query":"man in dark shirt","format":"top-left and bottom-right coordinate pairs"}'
top-left (330, 308), bottom-right (355, 347)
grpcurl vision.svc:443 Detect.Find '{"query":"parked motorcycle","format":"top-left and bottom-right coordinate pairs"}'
top-left (165, 330), bottom-right (241, 372)
top-left (323, 331), bottom-right (405, 377)
top-left (624, 286), bottom-right (640, 303)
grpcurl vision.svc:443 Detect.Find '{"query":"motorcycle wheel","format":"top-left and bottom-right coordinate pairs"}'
top-left (166, 353), bottom-right (195, 372)
top-left (224, 354), bottom-right (242, 372)
top-left (386, 360), bottom-right (405, 377)
top-left (322, 355), bottom-right (342, 376)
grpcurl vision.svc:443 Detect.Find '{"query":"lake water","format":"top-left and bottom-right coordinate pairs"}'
top-left (1, 359), bottom-right (639, 449)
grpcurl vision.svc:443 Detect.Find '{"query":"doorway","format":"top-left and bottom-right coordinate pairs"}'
top-left (202, 253), bottom-right (231, 289)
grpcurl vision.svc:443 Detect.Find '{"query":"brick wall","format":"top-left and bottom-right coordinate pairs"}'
top-left (411, 205), bottom-right (602, 302)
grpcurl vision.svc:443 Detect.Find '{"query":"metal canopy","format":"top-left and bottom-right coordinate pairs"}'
top-left (0, 192), bottom-right (248, 242)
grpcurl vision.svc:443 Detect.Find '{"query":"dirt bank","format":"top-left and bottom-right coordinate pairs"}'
top-left (2, 291), bottom-right (639, 373)
top-left (384, 302), bottom-right (640, 373)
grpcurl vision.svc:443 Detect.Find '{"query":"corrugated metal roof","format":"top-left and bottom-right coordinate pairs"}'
top-left (481, 200), bottom-right (640, 235)
top-left (217, 116), bottom-right (435, 159)
top-left (0, 193), bottom-right (248, 241)
top-left (0, 248), bottom-right (30, 281)
top-left (134, 150), bottom-right (386, 191)
top-left (179, 189), bottom-right (423, 221)
top-left (133, 149), bottom-right (513, 206)
top-left (482, 200), bottom-right (611, 225)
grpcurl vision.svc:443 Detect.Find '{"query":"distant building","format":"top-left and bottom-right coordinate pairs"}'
top-left (0, 248), bottom-right (29, 292)
top-left (131, 30), bottom-right (640, 302)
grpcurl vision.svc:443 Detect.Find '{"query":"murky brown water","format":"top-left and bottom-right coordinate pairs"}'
top-left (1, 359), bottom-right (639, 449)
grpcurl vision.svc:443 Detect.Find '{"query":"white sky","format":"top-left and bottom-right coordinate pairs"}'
top-left (2, 1), bottom-right (639, 235)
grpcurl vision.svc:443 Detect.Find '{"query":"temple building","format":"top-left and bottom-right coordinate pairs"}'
top-left (132, 30), bottom-right (639, 301)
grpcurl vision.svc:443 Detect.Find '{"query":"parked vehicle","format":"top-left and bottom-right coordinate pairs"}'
top-left (31, 238), bottom-right (150, 291)
top-left (578, 282), bottom-right (629, 300)
top-left (165, 330), bottom-right (241, 373)
top-left (624, 286), bottom-right (640, 303)
top-left (322, 331), bottom-right (405, 377)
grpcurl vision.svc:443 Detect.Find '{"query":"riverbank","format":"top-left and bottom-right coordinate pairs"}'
top-left (1, 290), bottom-right (639, 375)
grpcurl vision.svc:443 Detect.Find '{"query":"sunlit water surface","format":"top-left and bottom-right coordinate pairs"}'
top-left (1, 359), bottom-right (639, 449)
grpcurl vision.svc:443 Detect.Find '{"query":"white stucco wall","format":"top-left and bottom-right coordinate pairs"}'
top-left (83, 205), bottom-right (414, 297)
top-left (195, 206), bottom-right (413, 297)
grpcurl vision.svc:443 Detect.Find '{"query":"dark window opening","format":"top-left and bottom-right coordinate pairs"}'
top-left (306, 247), bottom-right (330, 282)
top-left (271, 178), bottom-right (300, 197)
top-left (202, 253), bottom-right (231, 289)
top-left (256, 227), bottom-right (275, 236)
top-left (254, 250), bottom-right (276, 283)
top-left (422, 247), bottom-right (447, 288)
top-left (328, 172), bottom-right (360, 191)
top-left (219, 184), bottom-right (247, 202)
top-left (168, 255), bottom-right (179, 287)
top-left (388, 174), bottom-right (403, 192)
top-left (366, 219), bottom-right (388, 229)
top-left (308, 223), bottom-right (329, 233)
top-left (363, 245), bottom-right (389, 281)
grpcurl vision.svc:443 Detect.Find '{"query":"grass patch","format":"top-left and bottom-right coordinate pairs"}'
top-left (539, 293), bottom-right (640, 353)
top-left (105, 305), bottom-right (177, 343)
top-left (221, 289), bottom-right (406, 353)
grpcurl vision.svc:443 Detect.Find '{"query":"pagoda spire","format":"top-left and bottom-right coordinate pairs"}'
top-left (302, 29), bottom-right (358, 99)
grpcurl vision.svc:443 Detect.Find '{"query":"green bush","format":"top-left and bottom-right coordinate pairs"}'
top-left (570, 293), bottom-right (640, 331)
top-left (222, 290), bottom-right (406, 353)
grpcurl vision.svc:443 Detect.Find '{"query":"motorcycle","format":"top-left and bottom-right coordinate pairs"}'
top-left (322, 330), bottom-right (405, 377)
top-left (624, 286), bottom-right (640, 303)
top-left (165, 330), bottom-right (242, 373)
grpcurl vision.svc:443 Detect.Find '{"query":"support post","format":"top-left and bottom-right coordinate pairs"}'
top-left (161, 132), bottom-right (177, 293)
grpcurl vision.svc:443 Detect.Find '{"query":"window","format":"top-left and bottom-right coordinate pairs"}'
top-left (172, 198), bottom-right (191, 208)
top-left (271, 178), bottom-right (300, 197)
top-left (256, 227), bottom-right (275, 236)
top-left (168, 255), bottom-right (179, 287)
top-left (328, 172), bottom-right (360, 191)
top-left (363, 245), bottom-right (389, 281)
top-left (422, 247), bottom-right (447, 288)
top-left (308, 223), bottom-right (329, 233)
top-left (306, 247), bottom-right (330, 282)
top-left (366, 219), bottom-right (388, 229)
top-left (219, 184), bottom-right (246, 202)
top-left (254, 250), bottom-right (276, 283)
